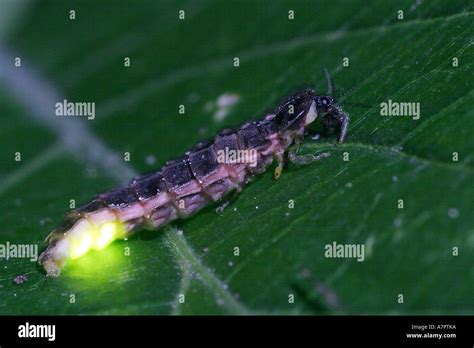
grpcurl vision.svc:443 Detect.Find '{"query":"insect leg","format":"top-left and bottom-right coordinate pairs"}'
top-left (322, 67), bottom-right (349, 142)
top-left (323, 106), bottom-right (350, 143)
top-left (215, 200), bottom-right (230, 213)
top-left (337, 110), bottom-right (350, 143)
top-left (215, 182), bottom-right (245, 213)
top-left (288, 146), bottom-right (331, 166)
top-left (273, 151), bottom-right (285, 179)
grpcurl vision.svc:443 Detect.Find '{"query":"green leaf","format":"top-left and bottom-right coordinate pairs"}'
top-left (0, 0), bottom-right (473, 315)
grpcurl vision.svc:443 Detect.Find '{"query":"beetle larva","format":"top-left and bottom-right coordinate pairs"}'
top-left (39, 75), bottom-right (349, 276)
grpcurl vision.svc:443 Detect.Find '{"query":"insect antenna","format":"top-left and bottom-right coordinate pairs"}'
top-left (323, 68), bottom-right (334, 96)
top-left (321, 70), bottom-right (373, 109)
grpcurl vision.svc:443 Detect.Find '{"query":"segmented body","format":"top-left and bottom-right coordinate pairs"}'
top-left (39, 87), bottom-right (349, 276)
top-left (69, 120), bottom-right (282, 233)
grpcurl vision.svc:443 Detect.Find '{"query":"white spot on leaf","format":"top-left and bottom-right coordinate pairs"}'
top-left (447, 208), bottom-right (459, 219)
top-left (205, 93), bottom-right (240, 122)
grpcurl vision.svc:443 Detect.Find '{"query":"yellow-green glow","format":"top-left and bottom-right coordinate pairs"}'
top-left (93, 222), bottom-right (117, 250)
top-left (69, 220), bottom-right (126, 259)
top-left (70, 234), bottom-right (93, 260)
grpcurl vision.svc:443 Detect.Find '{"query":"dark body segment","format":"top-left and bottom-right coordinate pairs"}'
top-left (161, 158), bottom-right (194, 189)
top-left (188, 145), bottom-right (220, 181)
top-left (210, 131), bottom-right (250, 194)
top-left (186, 142), bottom-right (235, 208)
top-left (237, 122), bottom-right (270, 149)
top-left (159, 156), bottom-right (208, 220)
top-left (275, 89), bottom-right (315, 130)
top-left (213, 131), bottom-right (240, 152)
top-left (129, 172), bottom-right (167, 201)
top-left (98, 187), bottom-right (137, 208)
top-left (144, 119), bottom-right (279, 225)
top-left (236, 122), bottom-right (274, 174)
top-left (212, 131), bottom-right (248, 190)
top-left (258, 118), bottom-right (279, 136)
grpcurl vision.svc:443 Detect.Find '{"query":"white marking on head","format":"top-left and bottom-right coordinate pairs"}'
top-left (304, 101), bottom-right (317, 125)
